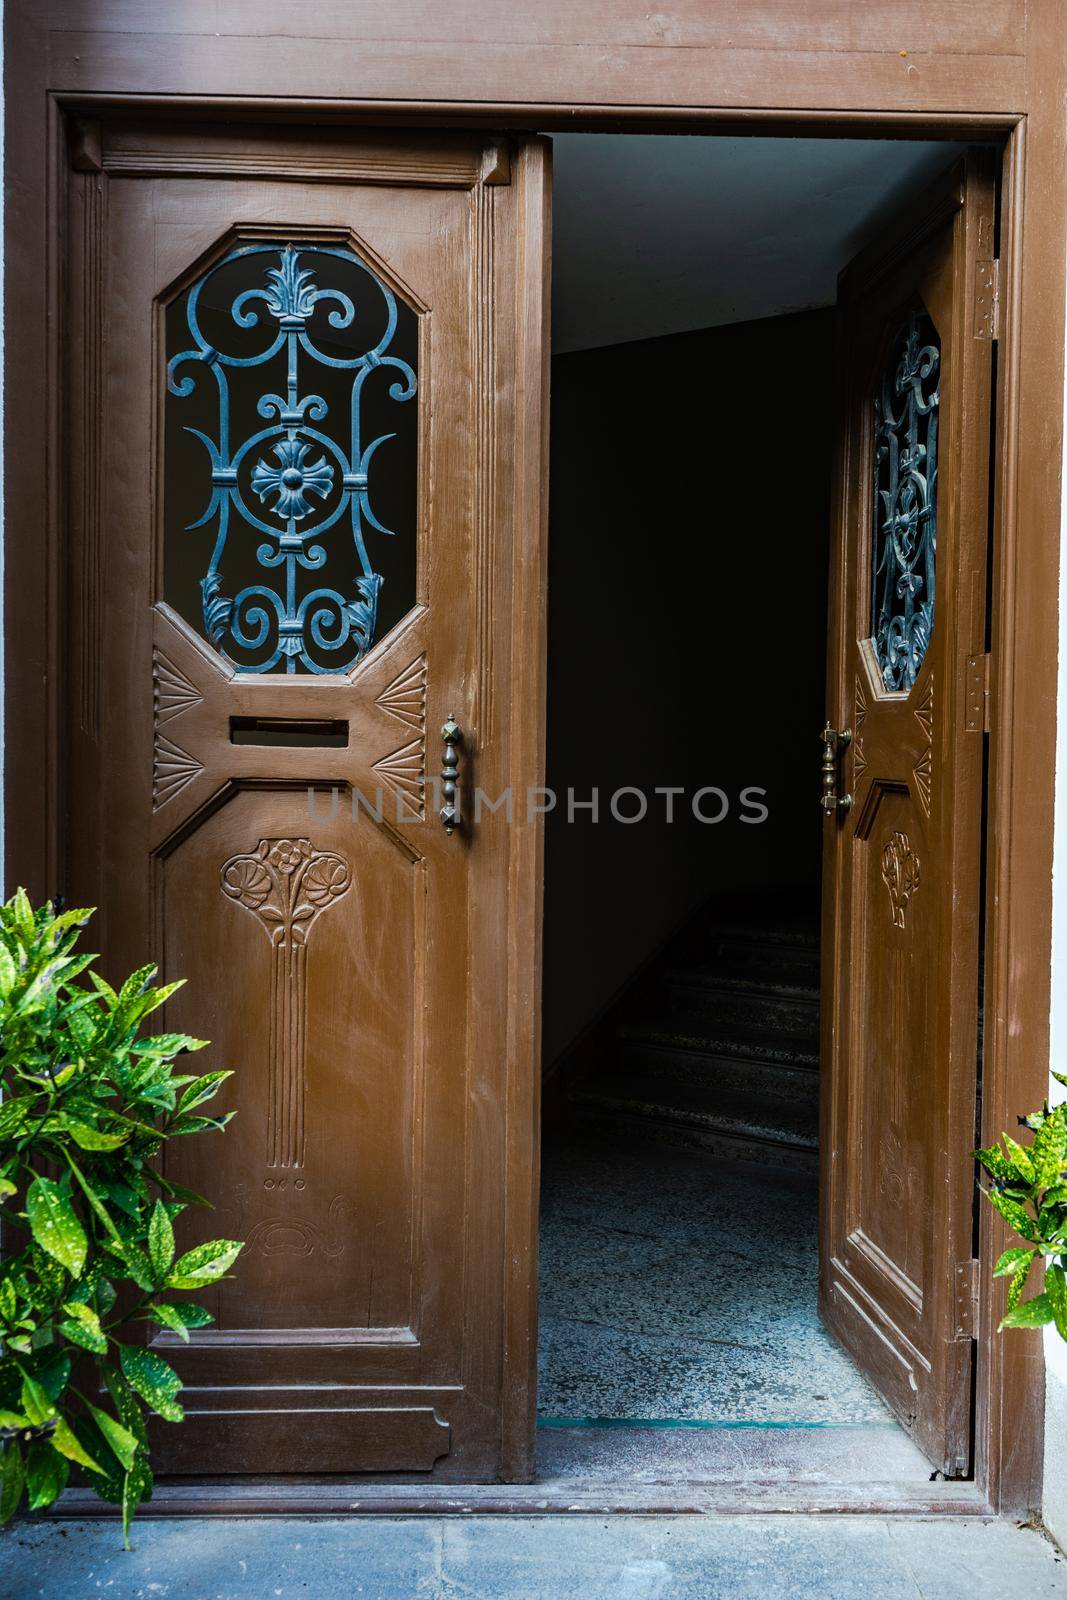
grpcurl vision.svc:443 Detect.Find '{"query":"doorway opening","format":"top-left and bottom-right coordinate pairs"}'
top-left (538, 132), bottom-right (979, 1491)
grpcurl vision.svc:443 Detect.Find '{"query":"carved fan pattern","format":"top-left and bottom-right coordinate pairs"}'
top-left (373, 736), bottom-right (425, 819)
top-left (912, 748), bottom-right (933, 818)
top-left (853, 677), bottom-right (869, 784)
top-left (376, 654), bottom-right (427, 731)
top-left (152, 649), bottom-right (205, 810)
top-left (153, 735), bottom-right (203, 808)
top-left (153, 650), bottom-right (203, 723)
top-left (913, 680), bottom-right (934, 818)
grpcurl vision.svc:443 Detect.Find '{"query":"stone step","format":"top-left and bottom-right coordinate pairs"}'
top-left (677, 928), bottom-right (821, 986)
top-left (617, 1039), bottom-right (818, 1113)
top-left (621, 1017), bottom-right (819, 1075)
top-left (680, 910), bottom-right (820, 951)
top-left (658, 969), bottom-right (820, 1038)
top-left (568, 905), bottom-right (823, 1165)
top-left (570, 1068), bottom-right (819, 1170)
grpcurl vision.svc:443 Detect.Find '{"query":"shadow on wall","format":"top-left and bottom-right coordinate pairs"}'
top-left (541, 307), bottom-right (834, 1067)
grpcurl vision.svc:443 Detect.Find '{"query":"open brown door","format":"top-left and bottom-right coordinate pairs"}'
top-left (63, 123), bottom-right (550, 1481)
top-left (820, 155), bottom-right (994, 1476)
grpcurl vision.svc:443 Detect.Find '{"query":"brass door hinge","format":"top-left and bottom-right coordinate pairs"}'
top-left (965, 653), bottom-right (992, 733)
top-left (975, 258), bottom-right (1000, 341)
top-left (954, 1258), bottom-right (980, 1340)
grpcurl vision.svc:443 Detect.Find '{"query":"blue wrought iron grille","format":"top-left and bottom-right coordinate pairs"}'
top-left (166, 241), bottom-right (418, 673)
top-left (870, 308), bottom-right (940, 693)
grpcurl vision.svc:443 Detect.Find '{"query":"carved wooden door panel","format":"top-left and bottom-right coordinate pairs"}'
top-left (820, 156), bottom-right (994, 1476)
top-left (64, 124), bottom-right (550, 1480)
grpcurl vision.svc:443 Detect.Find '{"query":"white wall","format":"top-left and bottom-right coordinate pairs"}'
top-left (1042, 277), bottom-right (1067, 1544)
top-left (0, 12), bottom-right (5, 889)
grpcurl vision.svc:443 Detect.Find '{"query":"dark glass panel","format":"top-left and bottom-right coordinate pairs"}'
top-left (870, 307), bottom-right (940, 692)
top-left (165, 242), bottom-right (418, 673)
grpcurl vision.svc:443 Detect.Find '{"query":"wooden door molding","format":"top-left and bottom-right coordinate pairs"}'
top-left (5, 0), bottom-right (1065, 1515)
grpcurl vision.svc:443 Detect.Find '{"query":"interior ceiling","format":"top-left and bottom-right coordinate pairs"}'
top-left (551, 134), bottom-right (969, 354)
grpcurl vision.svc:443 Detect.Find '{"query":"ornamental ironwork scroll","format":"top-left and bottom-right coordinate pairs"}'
top-left (167, 242), bottom-right (417, 673)
top-left (221, 837), bottom-right (351, 1168)
top-left (871, 309), bottom-right (940, 693)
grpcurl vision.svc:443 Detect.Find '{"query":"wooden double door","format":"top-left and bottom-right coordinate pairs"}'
top-left (64, 123), bottom-right (548, 1480)
top-left (63, 119), bottom-right (993, 1486)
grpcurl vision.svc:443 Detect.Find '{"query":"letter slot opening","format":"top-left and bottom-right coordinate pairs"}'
top-left (230, 717), bottom-right (349, 748)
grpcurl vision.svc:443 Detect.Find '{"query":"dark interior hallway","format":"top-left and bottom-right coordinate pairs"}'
top-left (538, 901), bottom-right (899, 1437)
top-left (536, 136), bottom-right (966, 1478)
top-left (539, 304), bottom-right (838, 1438)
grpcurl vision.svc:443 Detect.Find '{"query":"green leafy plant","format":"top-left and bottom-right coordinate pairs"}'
top-left (0, 888), bottom-right (242, 1543)
top-left (975, 1081), bottom-right (1067, 1338)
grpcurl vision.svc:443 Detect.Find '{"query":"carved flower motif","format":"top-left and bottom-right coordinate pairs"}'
top-left (881, 829), bottom-right (921, 930)
top-left (221, 857), bottom-right (272, 908)
top-left (252, 439), bottom-right (334, 521)
top-left (267, 838), bottom-right (313, 875)
top-left (303, 854), bottom-right (350, 905)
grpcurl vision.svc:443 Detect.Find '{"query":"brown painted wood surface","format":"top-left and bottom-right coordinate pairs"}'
top-left (5, 0), bottom-right (1066, 1517)
top-left (155, 1405), bottom-right (453, 1474)
top-left (61, 123), bottom-right (549, 1480)
top-left (820, 157), bottom-right (994, 1477)
top-left (42, 3), bottom-right (1026, 114)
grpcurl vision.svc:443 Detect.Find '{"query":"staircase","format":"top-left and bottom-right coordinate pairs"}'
top-left (568, 907), bottom-right (821, 1170)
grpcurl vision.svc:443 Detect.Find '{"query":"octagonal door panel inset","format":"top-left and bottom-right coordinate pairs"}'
top-left (820, 154), bottom-right (995, 1478)
top-left (163, 237), bottom-right (420, 675)
top-left (63, 123), bottom-right (550, 1481)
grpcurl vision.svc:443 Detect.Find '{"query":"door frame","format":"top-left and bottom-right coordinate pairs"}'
top-left (5, 1), bottom-right (1065, 1519)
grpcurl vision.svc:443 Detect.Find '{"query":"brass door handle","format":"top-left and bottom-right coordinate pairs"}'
top-left (440, 714), bottom-right (462, 834)
top-left (820, 721), bottom-right (853, 817)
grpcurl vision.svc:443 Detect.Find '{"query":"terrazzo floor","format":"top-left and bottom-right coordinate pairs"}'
top-left (537, 1130), bottom-right (894, 1426)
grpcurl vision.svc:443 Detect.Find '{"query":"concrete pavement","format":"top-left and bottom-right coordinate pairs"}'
top-left (2, 1513), bottom-right (1066, 1599)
